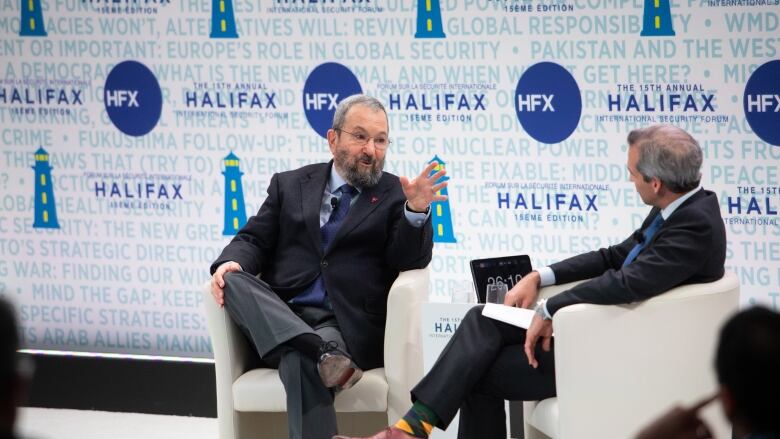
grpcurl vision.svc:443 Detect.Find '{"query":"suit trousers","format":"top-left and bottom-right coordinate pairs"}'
top-left (411, 306), bottom-right (557, 439)
top-left (222, 271), bottom-right (348, 439)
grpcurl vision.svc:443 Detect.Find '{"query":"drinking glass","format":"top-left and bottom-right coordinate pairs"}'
top-left (485, 283), bottom-right (508, 304)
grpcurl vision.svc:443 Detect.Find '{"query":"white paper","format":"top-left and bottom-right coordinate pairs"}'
top-left (481, 304), bottom-right (536, 329)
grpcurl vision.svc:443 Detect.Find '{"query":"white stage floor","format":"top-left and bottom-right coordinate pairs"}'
top-left (17, 407), bottom-right (217, 439)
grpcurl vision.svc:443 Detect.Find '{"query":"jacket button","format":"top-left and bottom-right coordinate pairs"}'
top-left (321, 260), bottom-right (328, 268)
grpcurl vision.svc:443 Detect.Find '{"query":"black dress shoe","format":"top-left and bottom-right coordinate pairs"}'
top-left (317, 341), bottom-right (363, 391)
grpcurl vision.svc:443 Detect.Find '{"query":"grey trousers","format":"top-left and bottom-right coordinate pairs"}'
top-left (222, 271), bottom-right (349, 439)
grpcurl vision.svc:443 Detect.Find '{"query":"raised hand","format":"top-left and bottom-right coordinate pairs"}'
top-left (399, 162), bottom-right (448, 213)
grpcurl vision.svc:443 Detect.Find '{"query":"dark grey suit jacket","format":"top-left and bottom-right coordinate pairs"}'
top-left (211, 162), bottom-right (433, 369)
top-left (546, 189), bottom-right (726, 315)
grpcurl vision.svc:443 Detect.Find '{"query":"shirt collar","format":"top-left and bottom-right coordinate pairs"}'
top-left (661, 186), bottom-right (701, 220)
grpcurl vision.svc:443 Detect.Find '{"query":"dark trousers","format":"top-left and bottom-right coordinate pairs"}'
top-left (412, 306), bottom-right (557, 439)
top-left (222, 271), bottom-right (348, 439)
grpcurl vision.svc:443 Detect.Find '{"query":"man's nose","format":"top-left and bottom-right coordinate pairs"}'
top-left (362, 138), bottom-right (377, 153)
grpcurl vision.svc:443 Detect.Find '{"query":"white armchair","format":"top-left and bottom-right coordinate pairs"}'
top-left (203, 268), bottom-right (429, 439)
top-left (524, 272), bottom-right (740, 439)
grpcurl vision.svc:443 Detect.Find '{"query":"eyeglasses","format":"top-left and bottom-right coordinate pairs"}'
top-left (337, 129), bottom-right (391, 150)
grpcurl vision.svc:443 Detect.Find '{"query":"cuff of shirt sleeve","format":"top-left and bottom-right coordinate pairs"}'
top-left (537, 266), bottom-right (556, 287)
top-left (404, 201), bottom-right (430, 228)
top-left (542, 299), bottom-right (552, 319)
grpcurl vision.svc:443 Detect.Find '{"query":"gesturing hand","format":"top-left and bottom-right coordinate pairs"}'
top-left (400, 162), bottom-right (448, 213)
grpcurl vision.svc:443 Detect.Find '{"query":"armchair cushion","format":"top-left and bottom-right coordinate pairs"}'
top-left (233, 368), bottom-right (389, 412)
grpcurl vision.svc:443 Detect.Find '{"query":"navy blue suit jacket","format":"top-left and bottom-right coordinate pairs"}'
top-left (546, 189), bottom-right (726, 315)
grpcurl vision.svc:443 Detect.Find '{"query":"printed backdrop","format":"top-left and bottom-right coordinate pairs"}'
top-left (0, 0), bottom-right (779, 359)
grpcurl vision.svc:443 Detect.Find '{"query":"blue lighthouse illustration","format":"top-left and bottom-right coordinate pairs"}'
top-left (19, 0), bottom-right (47, 37)
top-left (210, 0), bottom-right (238, 38)
top-left (32, 147), bottom-right (59, 229)
top-left (429, 156), bottom-right (455, 243)
top-left (222, 152), bottom-right (247, 235)
top-left (640, 0), bottom-right (675, 36)
top-left (415, 0), bottom-right (446, 39)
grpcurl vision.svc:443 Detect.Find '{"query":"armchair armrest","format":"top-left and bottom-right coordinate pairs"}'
top-left (384, 267), bottom-right (430, 422)
top-left (537, 280), bottom-right (587, 301)
top-left (202, 281), bottom-right (254, 438)
top-left (203, 281), bottom-right (254, 382)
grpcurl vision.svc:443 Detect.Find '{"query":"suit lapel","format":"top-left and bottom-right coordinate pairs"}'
top-left (326, 176), bottom-right (393, 254)
top-left (300, 163), bottom-right (330, 256)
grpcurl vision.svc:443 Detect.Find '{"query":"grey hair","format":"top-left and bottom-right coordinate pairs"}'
top-left (627, 125), bottom-right (703, 193)
top-left (331, 94), bottom-right (387, 132)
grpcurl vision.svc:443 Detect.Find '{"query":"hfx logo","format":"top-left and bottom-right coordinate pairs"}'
top-left (302, 63), bottom-right (362, 139)
top-left (744, 59), bottom-right (780, 146)
top-left (106, 90), bottom-right (139, 107)
top-left (305, 93), bottom-right (339, 110)
top-left (517, 95), bottom-right (554, 112)
top-left (514, 62), bottom-right (581, 144)
top-left (104, 60), bottom-right (162, 137)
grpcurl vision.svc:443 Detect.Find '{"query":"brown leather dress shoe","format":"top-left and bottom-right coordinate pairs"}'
top-left (332, 426), bottom-right (416, 439)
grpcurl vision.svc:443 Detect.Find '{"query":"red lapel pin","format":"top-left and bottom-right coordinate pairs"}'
top-left (370, 196), bottom-right (379, 204)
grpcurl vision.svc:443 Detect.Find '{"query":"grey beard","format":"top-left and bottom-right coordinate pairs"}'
top-left (344, 165), bottom-right (382, 188)
top-left (335, 151), bottom-right (384, 188)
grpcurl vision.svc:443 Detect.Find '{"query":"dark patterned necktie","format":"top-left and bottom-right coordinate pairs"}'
top-left (320, 184), bottom-right (357, 250)
top-left (291, 184), bottom-right (357, 307)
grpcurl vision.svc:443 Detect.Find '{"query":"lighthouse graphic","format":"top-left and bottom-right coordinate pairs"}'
top-left (640, 0), bottom-right (675, 37)
top-left (415, 0), bottom-right (446, 39)
top-left (428, 155), bottom-right (455, 243)
top-left (32, 147), bottom-right (59, 229)
top-left (19, 0), bottom-right (47, 37)
top-left (210, 0), bottom-right (238, 38)
top-left (222, 152), bottom-right (247, 235)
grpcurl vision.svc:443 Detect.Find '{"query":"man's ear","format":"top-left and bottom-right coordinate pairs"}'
top-left (652, 177), bottom-right (664, 196)
top-left (326, 129), bottom-right (337, 155)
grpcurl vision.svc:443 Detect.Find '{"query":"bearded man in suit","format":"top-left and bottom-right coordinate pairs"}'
top-left (210, 94), bottom-right (445, 439)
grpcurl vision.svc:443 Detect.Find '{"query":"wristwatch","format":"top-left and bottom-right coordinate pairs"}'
top-left (534, 299), bottom-right (552, 320)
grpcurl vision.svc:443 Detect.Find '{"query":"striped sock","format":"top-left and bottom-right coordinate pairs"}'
top-left (393, 401), bottom-right (439, 438)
